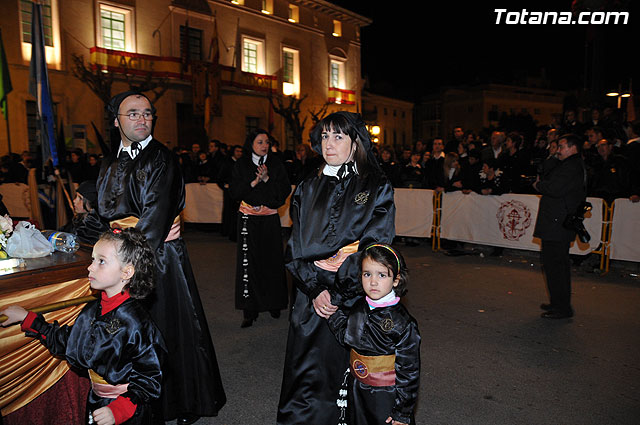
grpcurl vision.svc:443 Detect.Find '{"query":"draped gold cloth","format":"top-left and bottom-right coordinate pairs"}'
top-left (0, 278), bottom-right (92, 415)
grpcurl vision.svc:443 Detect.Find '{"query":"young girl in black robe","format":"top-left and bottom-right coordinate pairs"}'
top-left (1, 228), bottom-right (166, 425)
top-left (329, 244), bottom-right (421, 425)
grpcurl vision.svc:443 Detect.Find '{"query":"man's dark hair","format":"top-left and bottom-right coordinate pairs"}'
top-left (559, 133), bottom-right (583, 152)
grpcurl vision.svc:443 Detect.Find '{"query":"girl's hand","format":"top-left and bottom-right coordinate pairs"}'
top-left (385, 417), bottom-right (408, 425)
top-left (312, 290), bottom-right (337, 318)
top-left (0, 306), bottom-right (28, 327)
top-left (92, 407), bottom-right (116, 425)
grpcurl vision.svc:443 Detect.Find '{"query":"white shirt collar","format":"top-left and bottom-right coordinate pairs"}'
top-left (432, 152), bottom-right (445, 160)
top-left (367, 290), bottom-right (398, 310)
top-left (252, 152), bottom-right (268, 166)
top-left (322, 162), bottom-right (358, 179)
top-left (118, 135), bottom-right (152, 159)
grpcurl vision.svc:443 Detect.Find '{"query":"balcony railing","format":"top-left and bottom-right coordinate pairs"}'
top-left (89, 47), bottom-right (277, 93)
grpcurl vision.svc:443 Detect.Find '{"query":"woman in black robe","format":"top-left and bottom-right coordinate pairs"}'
top-left (230, 129), bottom-right (291, 327)
top-left (277, 111), bottom-right (396, 424)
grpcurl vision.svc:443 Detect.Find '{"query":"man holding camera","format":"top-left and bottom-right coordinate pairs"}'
top-left (533, 133), bottom-right (587, 319)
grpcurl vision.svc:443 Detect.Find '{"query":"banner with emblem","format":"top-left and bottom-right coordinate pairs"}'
top-left (440, 191), bottom-right (603, 254)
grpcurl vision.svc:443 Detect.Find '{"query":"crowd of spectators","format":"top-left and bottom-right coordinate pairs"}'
top-left (2, 108), bottom-right (638, 208)
top-left (373, 111), bottom-right (640, 205)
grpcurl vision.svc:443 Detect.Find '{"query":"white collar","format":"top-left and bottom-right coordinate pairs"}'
top-left (367, 290), bottom-right (398, 310)
top-left (252, 152), bottom-right (267, 166)
top-left (322, 162), bottom-right (358, 179)
top-left (432, 152), bottom-right (445, 160)
top-left (118, 135), bottom-right (152, 159)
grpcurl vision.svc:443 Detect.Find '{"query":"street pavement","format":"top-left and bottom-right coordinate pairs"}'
top-left (181, 225), bottom-right (640, 425)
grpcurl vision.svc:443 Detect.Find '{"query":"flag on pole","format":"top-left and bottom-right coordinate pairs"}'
top-left (204, 15), bottom-right (222, 135)
top-left (29, 1), bottom-right (58, 167)
top-left (0, 28), bottom-right (12, 121)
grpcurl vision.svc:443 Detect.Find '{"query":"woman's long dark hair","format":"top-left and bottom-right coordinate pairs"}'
top-left (310, 112), bottom-right (378, 178)
top-left (243, 128), bottom-right (270, 156)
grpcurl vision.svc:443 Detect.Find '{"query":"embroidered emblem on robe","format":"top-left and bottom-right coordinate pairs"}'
top-left (354, 191), bottom-right (370, 205)
top-left (380, 318), bottom-right (394, 332)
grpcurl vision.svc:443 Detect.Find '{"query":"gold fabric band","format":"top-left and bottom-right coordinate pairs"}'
top-left (109, 215), bottom-right (180, 229)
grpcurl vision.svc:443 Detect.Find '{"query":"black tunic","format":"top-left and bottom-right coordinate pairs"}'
top-left (24, 299), bottom-right (165, 424)
top-left (277, 170), bottom-right (396, 425)
top-left (328, 298), bottom-right (421, 425)
top-left (88, 140), bottom-right (226, 419)
top-left (229, 154), bottom-right (291, 313)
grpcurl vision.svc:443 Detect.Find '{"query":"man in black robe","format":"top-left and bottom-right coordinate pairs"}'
top-left (83, 91), bottom-right (226, 424)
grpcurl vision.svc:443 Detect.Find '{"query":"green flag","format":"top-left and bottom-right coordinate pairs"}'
top-left (0, 28), bottom-right (12, 120)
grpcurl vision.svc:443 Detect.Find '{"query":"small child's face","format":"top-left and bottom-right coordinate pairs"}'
top-left (361, 257), bottom-right (399, 300)
top-left (88, 240), bottom-right (130, 298)
top-left (73, 193), bottom-right (87, 214)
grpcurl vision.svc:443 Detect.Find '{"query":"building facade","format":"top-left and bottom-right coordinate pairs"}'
top-left (361, 90), bottom-right (413, 150)
top-left (0, 0), bottom-right (371, 157)
top-left (416, 84), bottom-right (565, 142)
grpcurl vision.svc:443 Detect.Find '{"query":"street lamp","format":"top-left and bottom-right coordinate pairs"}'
top-left (367, 125), bottom-right (381, 144)
top-left (606, 83), bottom-right (631, 109)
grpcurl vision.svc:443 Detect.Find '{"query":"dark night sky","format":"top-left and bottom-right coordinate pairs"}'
top-left (330, 1), bottom-right (634, 104)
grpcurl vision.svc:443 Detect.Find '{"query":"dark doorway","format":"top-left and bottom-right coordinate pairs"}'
top-left (176, 103), bottom-right (207, 148)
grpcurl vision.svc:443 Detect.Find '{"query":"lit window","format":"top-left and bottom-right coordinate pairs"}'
top-left (242, 37), bottom-right (264, 74)
top-left (97, 3), bottom-right (135, 52)
top-left (288, 4), bottom-right (299, 23)
top-left (283, 47), bottom-right (300, 96)
top-left (19, 0), bottom-right (61, 67)
top-left (231, 0), bottom-right (244, 4)
top-left (261, 0), bottom-right (273, 14)
top-left (330, 59), bottom-right (344, 89)
top-left (101, 9), bottom-right (125, 50)
top-left (332, 20), bottom-right (342, 37)
top-left (20, 0), bottom-right (54, 46)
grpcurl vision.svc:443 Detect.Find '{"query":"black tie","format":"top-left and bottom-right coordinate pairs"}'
top-left (130, 141), bottom-right (141, 158)
top-left (258, 156), bottom-right (264, 166)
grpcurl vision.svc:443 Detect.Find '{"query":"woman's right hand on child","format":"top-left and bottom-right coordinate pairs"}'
top-left (92, 407), bottom-right (116, 425)
top-left (313, 290), bottom-right (337, 319)
top-left (0, 306), bottom-right (28, 327)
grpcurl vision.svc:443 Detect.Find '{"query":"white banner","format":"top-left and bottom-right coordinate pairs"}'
top-left (440, 192), bottom-right (602, 255)
top-left (0, 183), bottom-right (31, 218)
top-left (183, 183), bottom-right (293, 227)
top-left (394, 189), bottom-right (434, 237)
top-left (184, 183), bottom-right (224, 223)
top-left (609, 199), bottom-right (640, 262)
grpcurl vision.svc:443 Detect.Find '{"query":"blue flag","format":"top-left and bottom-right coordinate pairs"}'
top-left (28, 1), bottom-right (58, 167)
top-left (0, 28), bottom-right (12, 121)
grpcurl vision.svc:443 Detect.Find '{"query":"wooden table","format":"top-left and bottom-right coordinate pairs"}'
top-left (0, 248), bottom-right (93, 423)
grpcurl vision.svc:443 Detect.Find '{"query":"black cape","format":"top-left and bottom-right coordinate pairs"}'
top-left (277, 169), bottom-right (395, 424)
top-left (83, 139), bottom-right (227, 419)
top-left (328, 298), bottom-right (421, 425)
top-left (25, 298), bottom-right (166, 424)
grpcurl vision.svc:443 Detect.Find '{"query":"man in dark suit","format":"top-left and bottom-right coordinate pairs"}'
top-left (533, 133), bottom-right (586, 319)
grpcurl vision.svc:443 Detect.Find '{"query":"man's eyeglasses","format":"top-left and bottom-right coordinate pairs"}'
top-left (119, 112), bottom-right (154, 121)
